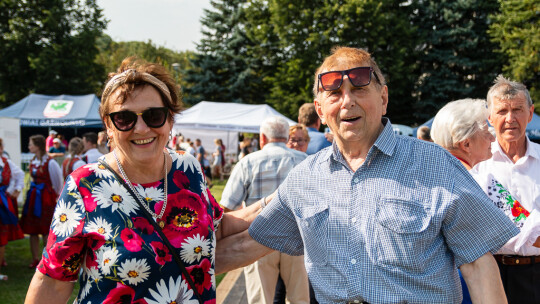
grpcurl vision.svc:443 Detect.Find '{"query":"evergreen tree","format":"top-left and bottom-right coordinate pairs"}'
top-left (489, 0), bottom-right (540, 110)
top-left (0, 0), bottom-right (107, 107)
top-left (183, 0), bottom-right (264, 105)
top-left (412, 0), bottom-right (503, 121)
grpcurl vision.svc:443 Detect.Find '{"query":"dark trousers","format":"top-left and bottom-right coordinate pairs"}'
top-left (497, 260), bottom-right (540, 304)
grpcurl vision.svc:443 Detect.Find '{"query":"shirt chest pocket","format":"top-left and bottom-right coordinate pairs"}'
top-left (295, 204), bottom-right (329, 265)
top-left (375, 198), bottom-right (432, 271)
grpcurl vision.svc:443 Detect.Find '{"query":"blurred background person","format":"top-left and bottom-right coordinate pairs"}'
top-left (96, 131), bottom-right (109, 155)
top-left (416, 125), bottom-right (433, 142)
top-left (287, 124), bottom-right (310, 153)
top-left (81, 132), bottom-right (103, 163)
top-left (45, 130), bottom-right (57, 152)
top-left (212, 138), bottom-right (225, 182)
top-left (239, 137), bottom-right (252, 160)
top-left (62, 137), bottom-right (86, 180)
top-left (0, 138), bottom-right (9, 159)
top-left (298, 103), bottom-right (331, 155)
top-left (57, 133), bottom-right (68, 149)
top-left (0, 137), bottom-right (25, 280)
top-left (20, 134), bottom-right (63, 269)
top-left (47, 138), bottom-right (66, 159)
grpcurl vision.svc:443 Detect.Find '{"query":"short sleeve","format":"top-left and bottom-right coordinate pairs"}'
top-left (249, 178), bottom-right (304, 256)
top-left (37, 175), bottom-right (88, 281)
top-left (220, 161), bottom-right (248, 210)
top-left (442, 165), bottom-right (519, 267)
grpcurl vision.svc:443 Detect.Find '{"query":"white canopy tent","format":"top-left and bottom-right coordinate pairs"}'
top-left (173, 101), bottom-right (296, 162)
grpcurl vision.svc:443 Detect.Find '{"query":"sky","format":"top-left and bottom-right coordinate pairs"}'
top-left (96, 0), bottom-right (212, 52)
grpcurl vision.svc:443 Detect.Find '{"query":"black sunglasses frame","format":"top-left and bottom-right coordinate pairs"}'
top-left (108, 107), bottom-right (169, 131)
top-left (317, 67), bottom-right (381, 92)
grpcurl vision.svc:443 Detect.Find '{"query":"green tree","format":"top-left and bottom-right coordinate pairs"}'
top-left (0, 0), bottom-right (107, 107)
top-left (184, 0), bottom-right (265, 105)
top-left (412, 0), bottom-right (503, 121)
top-left (95, 36), bottom-right (195, 96)
top-left (489, 0), bottom-right (540, 111)
top-left (244, 0), bottom-right (418, 123)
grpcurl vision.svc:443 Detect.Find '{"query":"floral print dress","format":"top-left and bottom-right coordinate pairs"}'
top-left (38, 149), bottom-right (224, 304)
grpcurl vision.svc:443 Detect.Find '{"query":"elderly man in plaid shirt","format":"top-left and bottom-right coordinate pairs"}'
top-left (216, 47), bottom-right (519, 304)
top-left (220, 115), bottom-right (310, 304)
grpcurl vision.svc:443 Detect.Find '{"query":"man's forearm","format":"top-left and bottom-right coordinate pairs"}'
top-left (215, 229), bottom-right (274, 274)
top-left (460, 252), bottom-right (507, 304)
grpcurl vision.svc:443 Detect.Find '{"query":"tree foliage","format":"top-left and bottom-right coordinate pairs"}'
top-left (411, 0), bottom-right (503, 121)
top-left (0, 0), bottom-right (107, 107)
top-left (95, 36), bottom-right (194, 96)
top-left (489, 0), bottom-right (540, 110)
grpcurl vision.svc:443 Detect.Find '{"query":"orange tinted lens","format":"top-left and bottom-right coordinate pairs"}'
top-left (320, 72), bottom-right (343, 91)
top-left (348, 68), bottom-right (371, 87)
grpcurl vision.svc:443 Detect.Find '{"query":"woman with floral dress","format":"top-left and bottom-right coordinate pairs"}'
top-left (25, 57), bottom-right (271, 303)
top-left (0, 138), bottom-right (25, 280)
top-left (20, 134), bottom-right (63, 269)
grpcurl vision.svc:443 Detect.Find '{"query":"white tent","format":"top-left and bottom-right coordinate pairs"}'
top-left (173, 101), bottom-right (296, 162)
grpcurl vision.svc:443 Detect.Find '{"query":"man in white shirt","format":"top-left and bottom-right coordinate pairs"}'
top-left (82, 132), bottom-right (103, 164)
top-left (470, 75), bottom-right (540, 304)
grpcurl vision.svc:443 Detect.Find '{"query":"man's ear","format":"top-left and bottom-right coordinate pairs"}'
top-left (458, 139), bottom-right (471, 153)
top-left (381, 85), bottom-right (389, 116)
top-left (314, 99), bottom-right (326, 125)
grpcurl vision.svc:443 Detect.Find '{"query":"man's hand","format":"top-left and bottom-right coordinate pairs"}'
top-left (10, 190), bottom-right (20, 200)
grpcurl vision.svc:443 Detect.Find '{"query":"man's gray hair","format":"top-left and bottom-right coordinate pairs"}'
top-left (487, 74), bottom-right (532, 110)
top-left (260, 116), bottom-right (290, 140)
top-left (431, 98), bottom-right (489, 150)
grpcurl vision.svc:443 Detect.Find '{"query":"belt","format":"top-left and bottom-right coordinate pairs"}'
top-left (494, 254), bottom-right (540, 265)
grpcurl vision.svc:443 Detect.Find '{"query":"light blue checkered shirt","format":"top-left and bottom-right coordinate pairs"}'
top-left (220, 142), bottom-right (307, 209)
top-left (249, 118), bottom-right (519, 304)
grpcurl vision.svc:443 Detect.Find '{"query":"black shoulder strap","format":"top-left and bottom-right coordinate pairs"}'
top-left (98, 159), bottom-right (204, 304)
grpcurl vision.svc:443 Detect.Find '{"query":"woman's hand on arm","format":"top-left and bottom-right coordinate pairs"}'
top-left (25, 271), bottom-right (74, 304)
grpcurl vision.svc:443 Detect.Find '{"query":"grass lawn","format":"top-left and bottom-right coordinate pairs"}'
top-left (0, 178), bottom-right (228, 303)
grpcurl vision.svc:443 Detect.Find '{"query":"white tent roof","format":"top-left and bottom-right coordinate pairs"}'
top-left (173, 101), bottom-right (295, 133)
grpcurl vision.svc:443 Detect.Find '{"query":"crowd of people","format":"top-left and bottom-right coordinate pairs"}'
top-left (0, 46), bottom-right (537, 304)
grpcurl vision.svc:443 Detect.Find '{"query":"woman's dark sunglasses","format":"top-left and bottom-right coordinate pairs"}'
top-left (317, 67), bottom-right (380, 92)
top-left (108, 107), bottom-right (169, 131)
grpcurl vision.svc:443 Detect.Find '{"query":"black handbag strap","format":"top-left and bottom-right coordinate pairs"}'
top-left (98, 159), bottom-right (204, 304)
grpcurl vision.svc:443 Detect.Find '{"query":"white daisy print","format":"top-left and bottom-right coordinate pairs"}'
top-left (97, 247), bottom-right (119, 275)
top-left (209, 268), bottom-right (216, 290)
top-left (180, 234), bottom-right (210, 264)
top-left (85, 266), bottom-right (102, 282)
top-left (175, 153), bottom-right (201, 175)
top-left (93, 179), bottom-right (138, 215)
top-left (52, 199), bottom-right (83, 237)
top-left (87, 217), bottom-right (113, 240)
top-left (118, 258), bottom-right (150, 286)
top-left (210, 236), bottom-right (216, 266)
top-left (135, 184), bottom-right (164, 204)
top-left (85, 162), bottom-right (112, 179)
top-left (79, 278), bottom-right (92, 301)
top-left (65, 176), bottom-right (77, 192)
top-left (145, 277), bottom-right (198, 304)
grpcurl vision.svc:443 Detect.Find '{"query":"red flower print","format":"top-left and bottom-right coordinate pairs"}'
top-left (150, 241), bottom-right (172, 265)
top-left (39, 235), bottom-right (87, 280)
top-left (133, 217), bottom-right (154, 235)
top-left (206, 189), bottom-right (223, 222)
top-left (79, 185), bottom-right (97, 212)
top-left (103, 282), bottom-right (148, 304)
top-left (85, 232), bottom-right (106, 268)
top-left (184, 258), bottom-right (212, 295)
top-left (120, 228), bottom-right (145, 252)
top-left (511, 201), bottom-right (530, 218)
top-left (162, 189), bottom-right (212, 248)
top-left (173, 170), bottom-right (190, 189)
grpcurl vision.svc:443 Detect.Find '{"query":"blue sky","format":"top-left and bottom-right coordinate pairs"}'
top-left (97, 0), bottom-right (212, 52)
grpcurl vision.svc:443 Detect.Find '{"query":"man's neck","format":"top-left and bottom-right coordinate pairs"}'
top-left (498, 137), bottom-right (527, 163)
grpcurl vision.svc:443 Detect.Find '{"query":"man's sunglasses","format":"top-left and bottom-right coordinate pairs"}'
top-left (108, 107), bottom-right (169, 131)
top-left (317, 67), bottom-right (380, 92)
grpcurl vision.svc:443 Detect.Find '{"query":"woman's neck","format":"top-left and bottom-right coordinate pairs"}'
top-left (108, 150), bottom-right (170, 184)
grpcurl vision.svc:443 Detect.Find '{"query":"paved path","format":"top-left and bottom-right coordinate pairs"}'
top-left (216, 268), bottom-right (248, 304)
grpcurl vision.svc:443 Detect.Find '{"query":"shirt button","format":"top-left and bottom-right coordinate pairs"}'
top-left (351, 259), bottom-right (357, 264)
top-left (351, 217), bottom-right (357, 223)
top-left (353, 301), bottom-right (360, 303)
top-left (353, 178), bottom-right (359, 183)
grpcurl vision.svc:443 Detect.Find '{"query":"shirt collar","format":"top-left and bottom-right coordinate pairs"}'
top-left (492, 137), bottom-right (540, 162)
top-left (262, 142), bottom-right (287, 150)
top-left (320, 117), bottom-right (396, 164)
